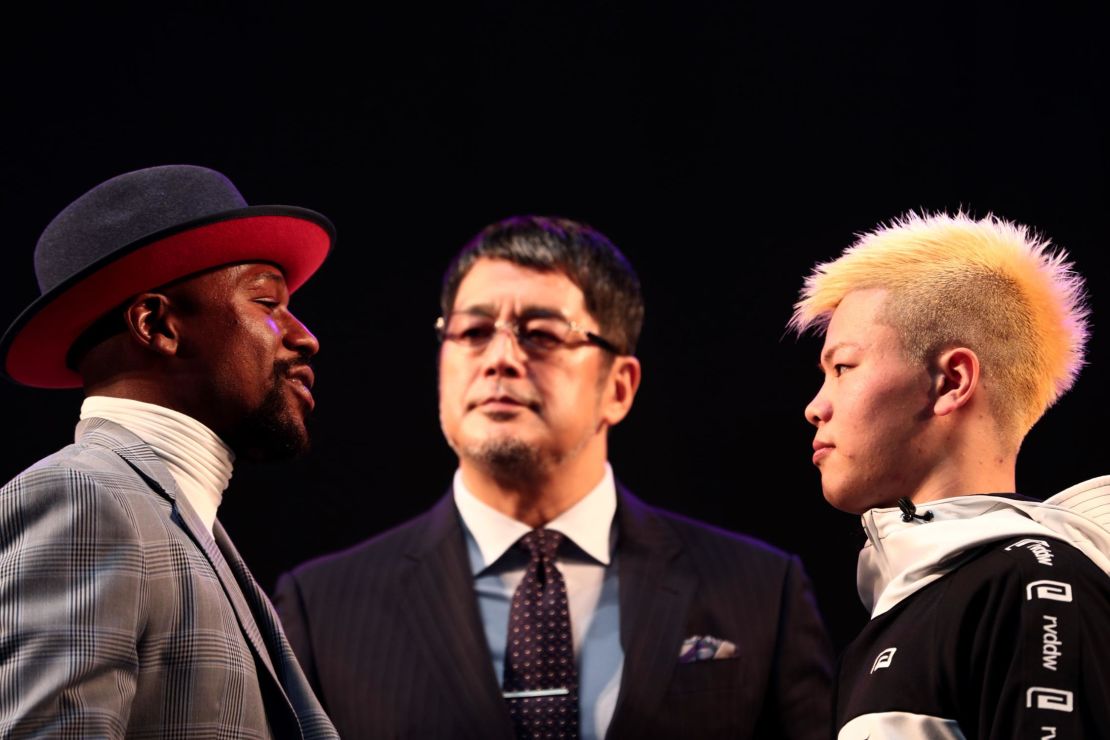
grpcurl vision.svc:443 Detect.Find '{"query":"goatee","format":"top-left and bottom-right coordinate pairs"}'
top-left (225, 359), bottom-right (311, 462)
top-left (467, 437), bottom-right (544, 488)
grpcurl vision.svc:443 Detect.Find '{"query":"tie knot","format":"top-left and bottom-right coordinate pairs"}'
top-left (519, 528), bottom-right (562, 562)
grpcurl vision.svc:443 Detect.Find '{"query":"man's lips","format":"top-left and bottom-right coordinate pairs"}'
top-left (285, 366), bottom-right (316, 410)
top-left (812, 440), bottom-right (834, 465)
top-left (468, 393), bottom-right (540, 413)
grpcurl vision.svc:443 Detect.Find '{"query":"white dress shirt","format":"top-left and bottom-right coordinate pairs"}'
top-left (454, 465), bottom-right (623, 740)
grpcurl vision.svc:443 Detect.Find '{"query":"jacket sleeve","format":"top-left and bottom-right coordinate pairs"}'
top-left (946, 543), bottom-right (1110, 740)
top-left (0, 465), bottom-right (145, 738)
top-left (760, 554), bottom-right (835, 740)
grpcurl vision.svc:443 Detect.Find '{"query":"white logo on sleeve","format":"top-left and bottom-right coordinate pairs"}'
top-left (1005, 539), bottom-right (1054, 566)
top-left (1026, 580), bottom-right (1073, 602)
top-left (870, 647), bottom-right (897, 674)
top-left (1041, 615), bottom-right (1062, 671)
top-left (1026, 687), bottom-right (1074, 712)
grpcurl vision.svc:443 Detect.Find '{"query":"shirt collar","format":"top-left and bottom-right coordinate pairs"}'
top-left (453, 464), bottom-right (617, 574)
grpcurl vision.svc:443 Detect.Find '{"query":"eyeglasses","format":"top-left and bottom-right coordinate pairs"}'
top-left (435, 312), bottom-right (623, 356)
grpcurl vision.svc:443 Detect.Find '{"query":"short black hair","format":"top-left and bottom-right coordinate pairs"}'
top-left (440, 216), bottom-right (644, 355)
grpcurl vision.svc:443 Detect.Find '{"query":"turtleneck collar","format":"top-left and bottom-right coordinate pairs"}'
top-left (857, 479), bottom-right (1110, 619)
top-left (80, 396), bottom-right (234, 534)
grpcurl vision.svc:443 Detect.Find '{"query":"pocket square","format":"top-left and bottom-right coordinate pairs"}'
top-left (678, 634), bottom-right (737, 663)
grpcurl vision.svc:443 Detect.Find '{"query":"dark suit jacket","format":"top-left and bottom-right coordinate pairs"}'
top-left (0, 418), bottom-right (337, 739)
top-left (274, 487), bottom-right (833, 739)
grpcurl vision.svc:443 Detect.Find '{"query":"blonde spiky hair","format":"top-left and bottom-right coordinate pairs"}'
top-left (789, 211), bottom-right (1089, 443)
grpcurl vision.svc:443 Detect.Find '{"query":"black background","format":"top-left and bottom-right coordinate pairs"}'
top-left (1, 2), bottom-right (1107, 652)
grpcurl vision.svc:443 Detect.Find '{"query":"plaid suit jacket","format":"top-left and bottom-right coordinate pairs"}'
top-left (0, 418), bottom-right (338, 739)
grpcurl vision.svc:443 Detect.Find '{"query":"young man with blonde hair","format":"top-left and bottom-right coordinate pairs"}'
top-left (791, 212), bottom-right (1110, 739)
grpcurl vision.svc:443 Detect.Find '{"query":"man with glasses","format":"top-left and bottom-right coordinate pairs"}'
top-left (274, 215), bottom-right (833, 739)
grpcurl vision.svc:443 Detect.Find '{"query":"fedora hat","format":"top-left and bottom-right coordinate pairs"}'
top-left (0, 164), bottom-right (334, 388)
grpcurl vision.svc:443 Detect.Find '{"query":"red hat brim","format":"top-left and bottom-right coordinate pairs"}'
top-left (2, 207), bottom-right (333, 388)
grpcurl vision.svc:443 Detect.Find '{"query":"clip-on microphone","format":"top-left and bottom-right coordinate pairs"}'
top-left (897, 497), bottom-right (934, 523)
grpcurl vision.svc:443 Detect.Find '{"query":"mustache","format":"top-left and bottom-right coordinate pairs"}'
top-left (274, 356), bottom-right (312, 374)
top-left (271, 357), bottom-right (313, 386)
top-left (467, 382), bottom-right (541, 410)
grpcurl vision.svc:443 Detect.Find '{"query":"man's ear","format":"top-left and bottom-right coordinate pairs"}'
top-left (933, 346), bottom-right (979, 417)
top-left (124, 293), bottom-right (179, 356)
top-left (600, 355), bottom-right (642, 427)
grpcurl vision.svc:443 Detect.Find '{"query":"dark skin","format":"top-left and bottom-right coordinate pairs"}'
top-left (79, 262), bottom-right (319, 460)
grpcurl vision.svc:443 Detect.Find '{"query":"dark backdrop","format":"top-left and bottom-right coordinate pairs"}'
top-left (1, 3), bottom-right (1106, 652)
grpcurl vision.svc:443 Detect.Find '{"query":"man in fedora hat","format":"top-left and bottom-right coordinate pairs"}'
top-left (0, 165), bottom-right (338, 738)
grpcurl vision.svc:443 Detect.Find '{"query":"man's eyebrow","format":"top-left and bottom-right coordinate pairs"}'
top-left (819, 341), bottom-right (861, 369)
top-left (517, 306), bottom-right (567, 320)
top-left (453, 304), bottom-right (498, 317)
top-left (452, 305), bottom-right (568, 320)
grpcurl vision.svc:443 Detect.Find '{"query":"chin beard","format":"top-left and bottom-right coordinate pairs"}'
top-left (466, 437), bottom-right (545, 487)
top-left (225, 362), bottom-right (311, 462)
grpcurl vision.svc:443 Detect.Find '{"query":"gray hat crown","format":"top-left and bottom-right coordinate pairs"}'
top-left (34, 165), bottom-right (249, 293)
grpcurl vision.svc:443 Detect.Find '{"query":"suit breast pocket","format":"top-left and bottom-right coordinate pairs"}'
top-left (651, 658), bottom-right (759, 738)
top-left (665, 656), bottom-right (746, 695)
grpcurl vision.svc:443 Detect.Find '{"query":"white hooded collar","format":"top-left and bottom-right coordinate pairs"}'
top-left (858, 476), bottom-right (1110, 618)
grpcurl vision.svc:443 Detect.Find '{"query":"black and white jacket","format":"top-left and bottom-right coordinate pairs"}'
top-left (835, 477), bottom-right (1110, 739)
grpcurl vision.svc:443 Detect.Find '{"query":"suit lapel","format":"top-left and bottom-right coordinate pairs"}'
top-left (399, 494), bottom-right (516, 739)
top-left (212, 523), bottom-right (293, 688)
top-left (135, 455), bottom-right (286, 689)
top-left (607, 487), bottom-right (697, 739)
top-left (215, 523), bottom-right (339, 739)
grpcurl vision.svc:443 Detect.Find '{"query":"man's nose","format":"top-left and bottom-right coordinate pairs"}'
top-left (804, 389), bottom-right (830, 427)
top-left (482, 323), bottom-right (527, 376)
top-left (283, 310), bottom-right (320, 358)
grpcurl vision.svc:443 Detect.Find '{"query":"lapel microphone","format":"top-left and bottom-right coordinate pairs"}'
top-left (897, 497), bottom-right (934, 523)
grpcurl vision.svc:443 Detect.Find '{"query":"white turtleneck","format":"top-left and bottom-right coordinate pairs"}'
top-left (80, 396), bottom-right (235, 535)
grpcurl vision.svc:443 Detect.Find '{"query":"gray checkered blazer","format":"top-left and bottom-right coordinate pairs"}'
top-left (0, 418), bottom-right (338, 739)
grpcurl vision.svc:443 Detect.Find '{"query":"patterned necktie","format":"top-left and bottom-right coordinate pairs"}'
top-left (502, 528), bottom-right (579, 739)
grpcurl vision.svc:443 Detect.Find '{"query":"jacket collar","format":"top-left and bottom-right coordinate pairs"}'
top-left (76, 416), bottom-right (181, 500)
